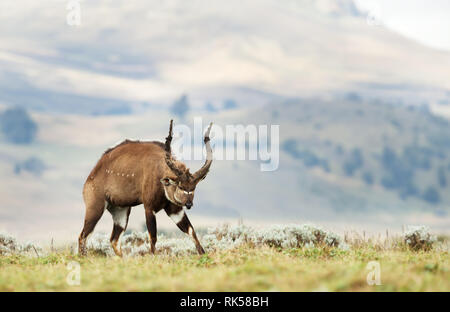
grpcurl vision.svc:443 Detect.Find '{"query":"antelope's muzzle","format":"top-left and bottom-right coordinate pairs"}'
top-left (185, 202), bottom-right (192, 209)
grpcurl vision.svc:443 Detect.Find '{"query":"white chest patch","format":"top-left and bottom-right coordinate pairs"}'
top-left (169, 209), bottom-right (185, 224)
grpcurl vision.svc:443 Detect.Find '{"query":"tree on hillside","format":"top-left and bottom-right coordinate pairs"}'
top-left (223, 99), bottom-right (237, 110)
top-left (14, 157), bottom-right (46, 176)
top-left (422, 186), bottom-right (441, 204)
top-left (170, 94), bottom-right (190, 119)
top-left (437, 166), bottom-right (447, 187)
top-left (343, 148), bottom-right (364, 176)
top-left (205, 101), bottom-right (217, 113)
top-left (379, 146), bottom-right (419, 199)
top-left (362, 171), bottom-right (374, 185)
top-left (0, 107), bottom-right (38, 144)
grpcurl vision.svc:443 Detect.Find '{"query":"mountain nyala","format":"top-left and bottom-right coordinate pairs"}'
top-left (78, 120), bottom-right (213, 256)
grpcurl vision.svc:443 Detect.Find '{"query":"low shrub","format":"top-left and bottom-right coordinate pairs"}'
top-left (0, 232), bottom-right (41, 256)
top-left (83, 224), bottom-right (345, 257)
top-left (403, 225), bottom-right (436, 251)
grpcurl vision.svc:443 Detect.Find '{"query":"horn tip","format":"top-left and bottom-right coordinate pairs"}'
top-left (205, 122), bottom-right (213, 136)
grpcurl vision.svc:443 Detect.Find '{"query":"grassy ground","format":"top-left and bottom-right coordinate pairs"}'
top-left (0, 245), bottom-right (448, 291)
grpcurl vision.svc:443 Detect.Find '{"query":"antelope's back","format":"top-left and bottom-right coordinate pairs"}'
top-left (87, 140), bottom-right (166, 183)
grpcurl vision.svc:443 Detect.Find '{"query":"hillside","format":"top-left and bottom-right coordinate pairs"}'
top-left (200, 97), bottom-right (450, 223)
top-left (0, 0), bottom-right (450, 241)
top-left (3, 97), bottom-right (450, 243)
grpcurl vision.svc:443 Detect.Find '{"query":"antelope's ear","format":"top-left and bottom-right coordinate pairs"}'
top-left (160, 177), bottom-right (175, 186)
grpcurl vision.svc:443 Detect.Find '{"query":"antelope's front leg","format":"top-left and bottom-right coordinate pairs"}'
top-left (165, 204), bottom-right (205, 255)
top-left (145, 207), bottom-right (157, 254)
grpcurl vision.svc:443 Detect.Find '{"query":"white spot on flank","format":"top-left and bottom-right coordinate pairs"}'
top-left (169, 209), bottom-right (185, 224)
top-left (188, 227), bottom-right (193, 236)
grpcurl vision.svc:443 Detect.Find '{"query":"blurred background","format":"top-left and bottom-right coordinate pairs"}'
top-left (0, 0), bottom-right (449, 243)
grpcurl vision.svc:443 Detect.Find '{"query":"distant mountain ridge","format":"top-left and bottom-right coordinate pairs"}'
top-left (0, 0), bottom-right (449, 115)
top-left (0, 1), bottom-right (450, 240)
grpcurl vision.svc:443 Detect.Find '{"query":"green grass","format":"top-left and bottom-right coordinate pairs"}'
top-left (0, 245), bottom-right (448, 291)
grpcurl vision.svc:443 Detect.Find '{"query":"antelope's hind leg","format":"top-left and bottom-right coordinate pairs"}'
top-left (108, 206), bottom-right (131, 257)
top-left (165, 204), bottom-right (205, 255)
top-left (78, 186), bottom-right (106, 256)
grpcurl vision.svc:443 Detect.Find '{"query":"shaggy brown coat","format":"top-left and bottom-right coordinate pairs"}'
top-left (78, 121), bottom-right (212, 256)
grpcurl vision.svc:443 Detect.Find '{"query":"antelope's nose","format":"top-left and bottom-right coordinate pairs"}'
top-left (185, 202), bottom-right (192, 209)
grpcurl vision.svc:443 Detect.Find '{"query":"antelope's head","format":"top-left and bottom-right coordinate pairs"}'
top-left (160, 120), bottom-right (213, 209)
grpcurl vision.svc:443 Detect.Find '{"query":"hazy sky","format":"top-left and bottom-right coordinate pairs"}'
top-left (355, 0), bottom-right (450, 51)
